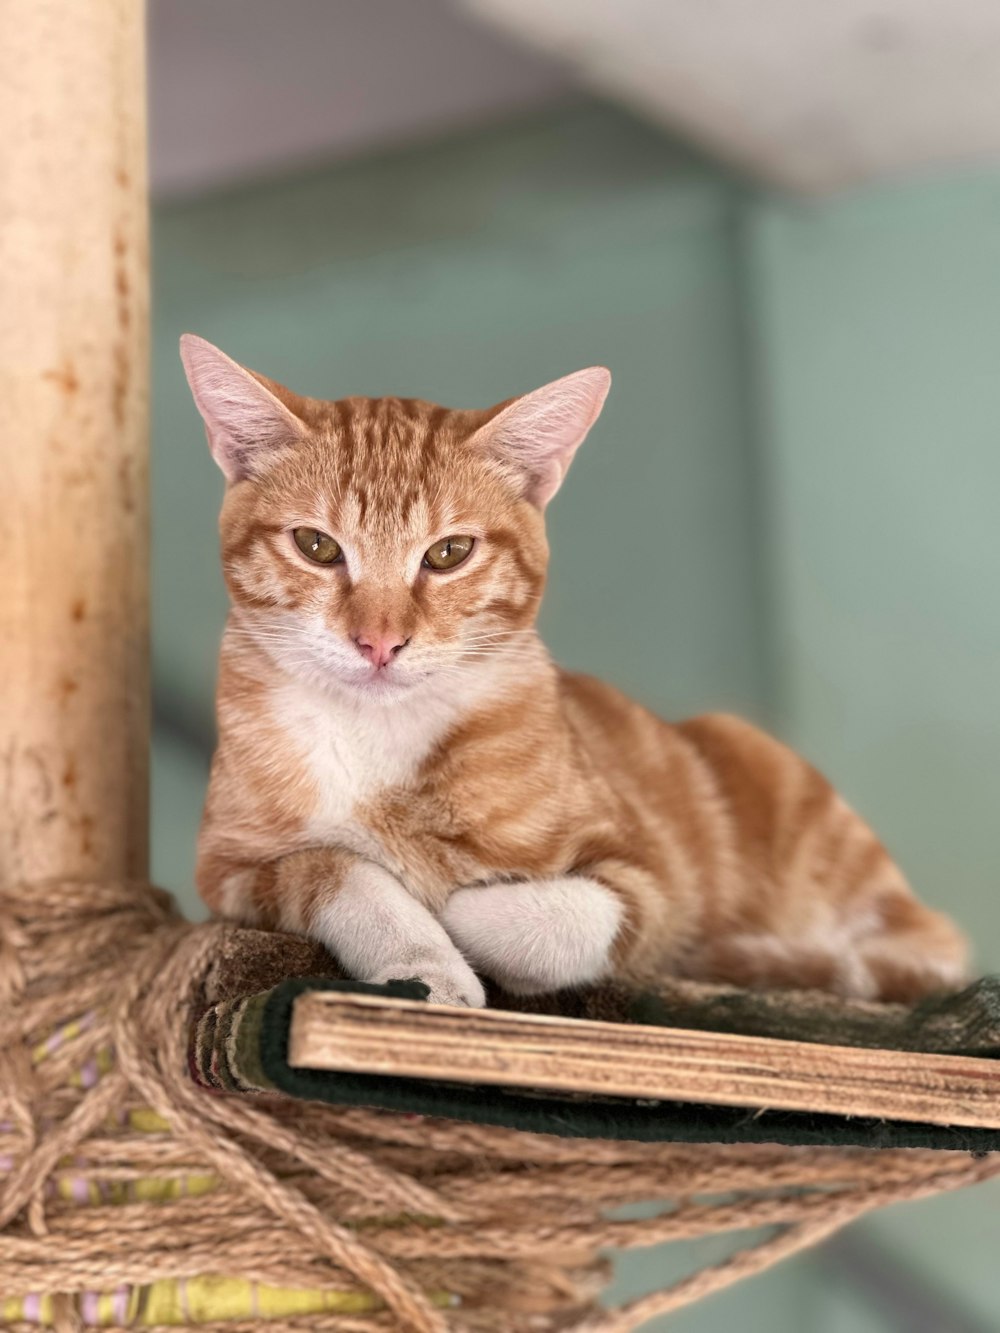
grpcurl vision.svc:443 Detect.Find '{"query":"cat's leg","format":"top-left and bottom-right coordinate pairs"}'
top-left (441, 876), bottom-right (624, 995)
top-left (855, 894), bottom-right (968, 1003)
top-left (246, 847), bottom-right (486, 1007)
top-left (689, 891), bottom-right (968, 1002)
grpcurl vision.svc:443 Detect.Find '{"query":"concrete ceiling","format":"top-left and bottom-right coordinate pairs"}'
top-left (151, 0), bottom-right (1000, 198)
top-left (461, 0), bottom-right (1000, 192)
top-left (149, 0), bottom-right (571, 196)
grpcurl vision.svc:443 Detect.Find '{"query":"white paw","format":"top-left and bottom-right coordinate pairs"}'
top-left (368, 955), bottom-right (486, 1008)
top-left (442, 878), bottom-right (622, 995)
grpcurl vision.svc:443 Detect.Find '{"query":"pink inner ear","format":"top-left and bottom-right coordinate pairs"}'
top-left (479, 366), bottom-right (611, 507)
top-left (179, 333), bottom-right (303, 483)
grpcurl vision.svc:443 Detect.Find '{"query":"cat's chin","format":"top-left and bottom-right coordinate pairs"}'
top-left (333, 670), bottom-right (424, 704)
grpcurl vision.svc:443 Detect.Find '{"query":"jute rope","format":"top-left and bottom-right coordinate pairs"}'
top-left (2, 879), bottom-right (999, 1332)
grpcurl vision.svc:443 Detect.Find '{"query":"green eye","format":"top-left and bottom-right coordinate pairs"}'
top-left (423, 535), bottom-right (474, 571)
top-left (293, 527), bottom-right (343, 565)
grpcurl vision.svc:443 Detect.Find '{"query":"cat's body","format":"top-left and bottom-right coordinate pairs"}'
top-left (184, 336), bottom-right (967, 1006)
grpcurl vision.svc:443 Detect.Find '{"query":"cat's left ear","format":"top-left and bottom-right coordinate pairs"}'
top-left (471, 367), bottom-right (611, 508)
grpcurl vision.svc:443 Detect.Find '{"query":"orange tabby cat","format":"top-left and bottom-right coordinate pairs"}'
top-left (182, 334), bottom-right (968, 1007)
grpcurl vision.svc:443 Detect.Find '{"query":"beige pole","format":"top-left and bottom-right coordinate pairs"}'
top-left (0, 2), bottom-right (149, 884)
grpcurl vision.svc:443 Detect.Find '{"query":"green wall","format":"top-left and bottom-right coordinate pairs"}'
top-left (741, 175), bottom-right (1000, 1327)
top-left (746, 176), bottom-right (1000, 972)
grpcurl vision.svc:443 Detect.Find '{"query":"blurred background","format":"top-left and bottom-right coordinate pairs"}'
top-left (147, 2), bottom-right (1000, 1328)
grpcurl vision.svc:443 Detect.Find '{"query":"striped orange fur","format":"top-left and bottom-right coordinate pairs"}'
top-left (182, 335), bottom-right (967, 1007)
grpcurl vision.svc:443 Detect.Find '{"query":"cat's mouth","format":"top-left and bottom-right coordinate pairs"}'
top-left (343, 665), bottom-right (424, 699)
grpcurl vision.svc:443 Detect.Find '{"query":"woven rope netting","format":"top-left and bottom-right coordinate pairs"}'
top-left (2, 879), bottom-right (999, 1333)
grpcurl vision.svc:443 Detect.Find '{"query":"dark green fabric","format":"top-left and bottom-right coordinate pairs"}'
top-left (629, 976), bottom-right (1000, 1057)
top-left (245, 977), bottom-right (1000, 1151)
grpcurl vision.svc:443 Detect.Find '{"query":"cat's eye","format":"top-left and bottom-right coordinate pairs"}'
top-left (293, 527), bottom-right (343, 565)
top-left (423, 535), bottom-right (474, 571)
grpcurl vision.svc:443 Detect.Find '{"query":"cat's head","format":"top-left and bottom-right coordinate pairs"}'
top-left (180, 335), bottom-right (610, 701)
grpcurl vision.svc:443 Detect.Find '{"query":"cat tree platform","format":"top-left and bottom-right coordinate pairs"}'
top-left (194, 927), bottom-right (1000, 1151)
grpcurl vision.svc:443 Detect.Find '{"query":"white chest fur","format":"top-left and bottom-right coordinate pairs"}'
top-left (267, 675), bottom-right (476, 848)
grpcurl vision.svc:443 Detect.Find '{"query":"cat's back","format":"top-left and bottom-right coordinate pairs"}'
top-left (557, 668), bottom-right (807, 801)
top-left (554, 669), bottom-right (834, 880)
top-left (557, 667), bottom-right (673, 759)
top-left (555, 672), bottom-right (916, 939)
top-left (554, 667), bottom-right (709, 814)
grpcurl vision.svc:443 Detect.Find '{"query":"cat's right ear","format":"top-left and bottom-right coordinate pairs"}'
top-left (179, 334), bottom-right (306, 483)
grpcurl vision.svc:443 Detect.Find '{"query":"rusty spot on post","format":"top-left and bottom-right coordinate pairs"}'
top-left (42, 361), bottom-right (80, 396)
top-left (55, 676), bottom-right (79, 705)
top-left (117, 456), bottom-right (135, 513)
top-left (79, 812), bottom-right (95, 857)
top-left (111, 228), bottom-right (131, 427)
top-left (111, 343), bottom-right (129, 428)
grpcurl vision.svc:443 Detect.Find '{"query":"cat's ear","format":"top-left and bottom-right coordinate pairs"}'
top-left (471, 367), bottom-right (611, 508)
top-left (179, 334), bottom-right (306, 483)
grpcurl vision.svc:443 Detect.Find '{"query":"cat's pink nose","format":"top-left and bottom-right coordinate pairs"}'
top-left (353, 633), bottom-right (409, 670)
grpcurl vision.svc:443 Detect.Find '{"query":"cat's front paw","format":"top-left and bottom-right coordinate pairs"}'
top-left (369, 955), bottom-right (486, 1008)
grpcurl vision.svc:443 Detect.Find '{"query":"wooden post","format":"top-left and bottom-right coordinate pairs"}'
top-left (0, 3), bottom-right (149, 885)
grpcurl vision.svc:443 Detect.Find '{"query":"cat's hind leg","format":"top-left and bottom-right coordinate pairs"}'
top-left (690, 892), bottom-right (968, 1003)
top-left (855, 892), bottom-right (969, 1003)
top-left (441, 877), bottom-right (623, 995)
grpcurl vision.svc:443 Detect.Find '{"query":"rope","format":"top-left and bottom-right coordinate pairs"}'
top-left (2, 878), bottom-right (997, 1333)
